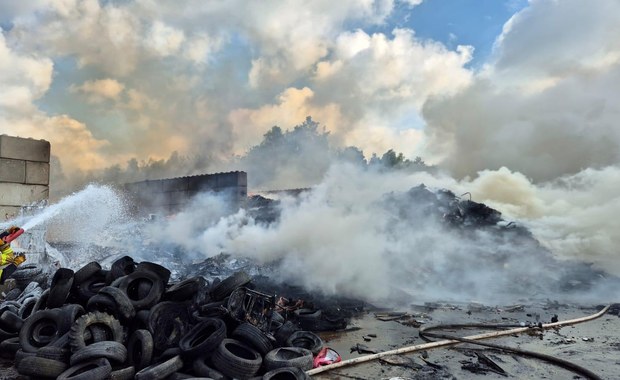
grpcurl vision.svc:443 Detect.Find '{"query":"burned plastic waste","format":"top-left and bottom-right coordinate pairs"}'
top-left (0, 256), bottom-right (354, 379)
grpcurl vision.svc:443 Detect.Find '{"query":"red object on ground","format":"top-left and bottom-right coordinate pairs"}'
top-left (5, 228), bottom-right (24, 243)
top-left (313, 347), bottom-right (342, 368)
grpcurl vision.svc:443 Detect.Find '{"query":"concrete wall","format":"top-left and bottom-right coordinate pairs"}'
top-left (0, 135), bottom-right (50, 220)
top-left (124, 171), bottom-right (247, 216)
top-left (0, 135), bottom-right (50, 264)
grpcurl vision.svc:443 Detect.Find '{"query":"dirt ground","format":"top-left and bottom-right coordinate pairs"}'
top-left (1, 302), bottom-right (617, 379)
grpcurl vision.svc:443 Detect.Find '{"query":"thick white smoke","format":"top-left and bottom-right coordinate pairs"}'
top-left (145, 163), bottom-right (617, 304)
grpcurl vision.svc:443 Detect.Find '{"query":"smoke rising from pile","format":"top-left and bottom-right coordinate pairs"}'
top-left (147, 163), bottom-right (616, 304)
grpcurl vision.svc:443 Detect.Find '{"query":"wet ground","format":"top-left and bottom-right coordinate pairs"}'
top-left (314, 302), bottom-right (620, 380)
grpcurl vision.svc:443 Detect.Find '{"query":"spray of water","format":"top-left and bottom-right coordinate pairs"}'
top-left (19, 184), bottom-right (126, 232)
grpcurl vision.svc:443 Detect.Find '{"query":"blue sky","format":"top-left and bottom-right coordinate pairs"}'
top-left (392, 0), bottom-right (529, 67)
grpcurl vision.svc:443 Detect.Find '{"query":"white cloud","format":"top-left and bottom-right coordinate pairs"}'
top-left (2, 0), bottom-right (474, 174)
top-left (70, 78), bottom-right (125, 103)
top-left (147, 21), bottom-right (185, 57)
top-left (0, 32), bottom-right (53, 111)
top-left (0, 30), bottom-right (109, 173)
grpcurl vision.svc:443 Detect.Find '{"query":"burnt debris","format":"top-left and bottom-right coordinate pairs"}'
top-left (0, 257), bottom-right (358, 379)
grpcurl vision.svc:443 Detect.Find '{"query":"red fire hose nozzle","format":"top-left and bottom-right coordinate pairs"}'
top-left (5, 228), bottom-right (24, 243)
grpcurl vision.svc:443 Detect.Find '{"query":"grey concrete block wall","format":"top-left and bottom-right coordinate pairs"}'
top-left (0, 135), bottom-right (50, 162)
top-left (0, 183), bottom-right (49, 205)
top-left (0, 206), bottom-right (23, 221)
top-left (0, 135), bottom-right (50, 218)
top-left (25, 161), bottom-right (50, 185)
top-left (0, 158), bottom-right (26, 183)
top-left (125, 171), bottom-right (247, 216)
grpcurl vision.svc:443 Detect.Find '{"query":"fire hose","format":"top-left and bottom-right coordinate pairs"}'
top-left (306, 305), bottom-right (610, 378)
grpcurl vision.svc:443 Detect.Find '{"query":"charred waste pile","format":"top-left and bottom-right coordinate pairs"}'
top-left (0, 182), bottom-right (616, 379)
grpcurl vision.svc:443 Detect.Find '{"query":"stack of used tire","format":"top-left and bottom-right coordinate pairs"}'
top-left (0, 256), bottom-right (329, 379)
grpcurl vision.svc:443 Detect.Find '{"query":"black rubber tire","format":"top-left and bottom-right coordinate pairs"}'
top-left (110, 365), bottom-right (136, 380)
top-left (163, 277), bottom-right (202, 301)
top-left (269, 320), bottom-right (283, 333)
top-left (33, 288), bottom-right (50, 313)
top-left (9, 263), bottom-right (43, 283)
top-left (136, 261), bottom-right (171, 285)
top-left (179, 318), bottom-right (227, 358)
top-left (19, 309), bottom-right (62, 352)
top-left (88, 325), bottom-right (109, 342)
top-left (86, 293), bottom-right (118, 315)
top-left (18, 296), bottom-right (38, 319)
top-left (0, 336), bottom-right (20, 358)
top-left (17, 355), bottom-right (68, 378)
top-left (285, 331), bottom-right (323, 355)
top-left (73, 262), bottom-right (102, 285)
top-left (58, 304), bottom-right (86, 335)
top-left (36, 345), bottom-right (71, 362)
top-left (4, 287), bottom-right (22, 301)
top-left (274, 321), bottom-right (300, 346)
top-left (0, 303), bottom-right (19, 316)
top-left (199, 301), bottom-right (228, 319)
top-left (99, 285), bottom-right (135, 320)
top-left (148, 301), bottom-right (191, 350)
top-left (106, 256), bottom-right (136, 284)
top-left (49, 331), bottom-right (71, 348)
top-left (134, 354), bottom-right (184, 380)
top-left (212, 338), bottom-right (262, 379)
top-left (263, 347), bottom-right (313, 371)
top-left (166, 373), bottom-right (197, 380)
top-left (232, 322), bottom-right (274, 355)
top-left (70, 340), bottom-right (127, 365)
top-left (69, 312), bottom-right (123, 352)
top-left (32, 318), bottom-right (58, 345)
top-left (0, 310), bottom-right (23, 332)
top-left (57, 357), bottom-right (112, 380)
top-left (262, 366), bottom-right (311, 380)
top-left (47, 268), bottom-right (75, 308)
top-left (293, 309), bottom-right (321, 318)
top-left (127, 329), bottom-right (154, 371)
top-left (211, 271), bottom-right (251, 301)
top-left (14, 348), bottom-right (35, 367)
top-left (271, 311), bottom-right (285, 324)
top-left (118, 271), bottom-right (164, 310)
top-left (156, 346), bottom-right (182, 361)
top-left (76, 271), bottom-right (108, 303)
top-left (192, 357), bottom-right (229, 380)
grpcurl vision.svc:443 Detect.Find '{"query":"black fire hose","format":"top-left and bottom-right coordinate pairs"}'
top-left (419, 321), bottom-right (604, 380)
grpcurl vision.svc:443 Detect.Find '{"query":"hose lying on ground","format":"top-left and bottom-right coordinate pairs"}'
top-left (419, 323), bottom-right (604, 380)
top-left (306, 305), bottom-right (610, 377)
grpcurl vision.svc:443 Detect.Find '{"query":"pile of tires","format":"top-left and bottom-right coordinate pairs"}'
top-left (0, 256), bottom-right (326, 379)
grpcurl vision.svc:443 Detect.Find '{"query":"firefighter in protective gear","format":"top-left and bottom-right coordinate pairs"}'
top-left (0, 226), bottom-right (25, 284)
